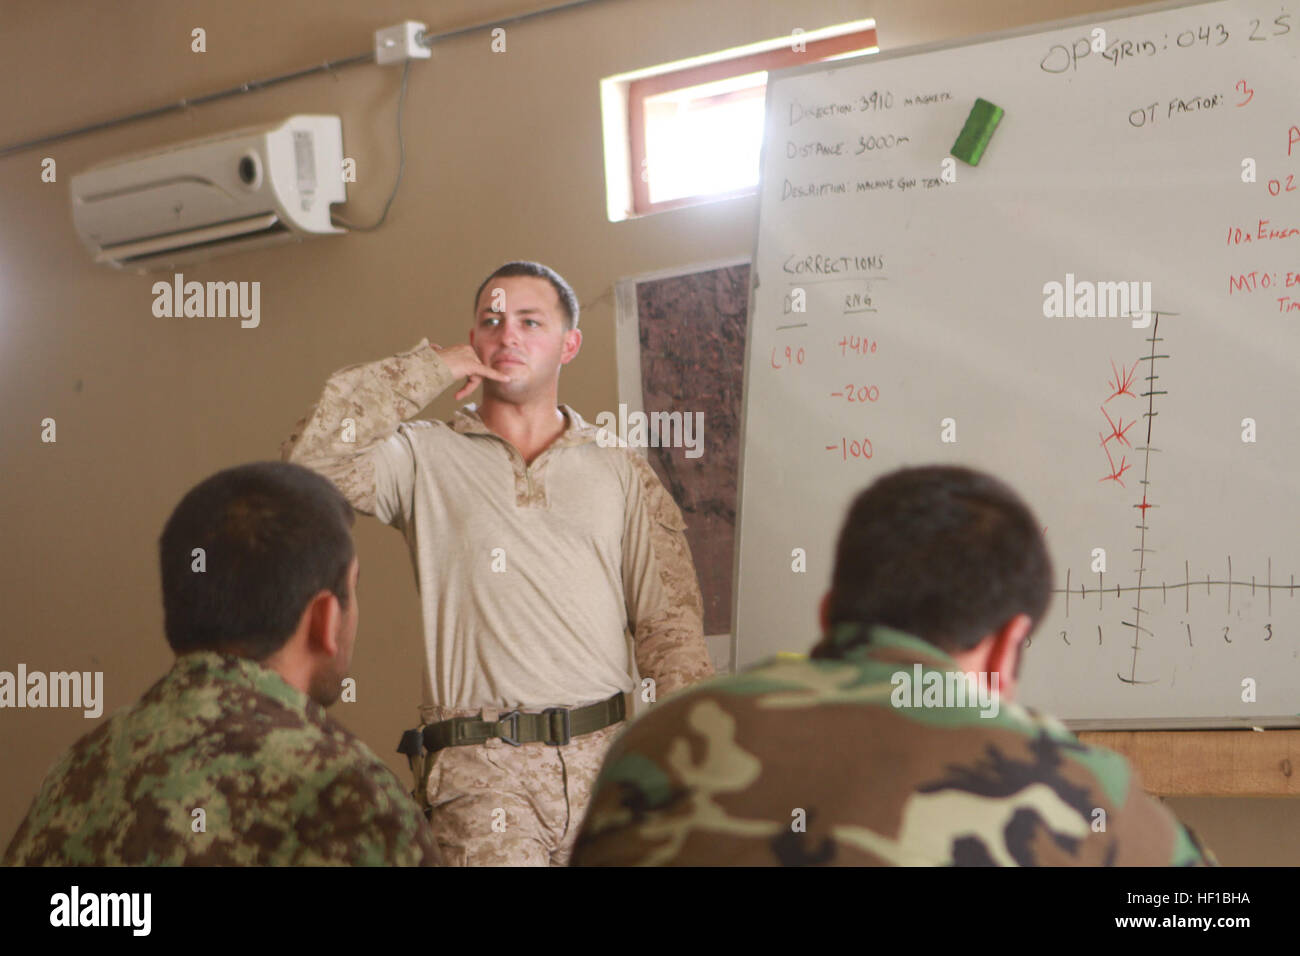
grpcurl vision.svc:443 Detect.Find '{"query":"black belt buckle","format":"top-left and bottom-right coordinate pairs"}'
top-left (542, 707), bottom-right (571, 746)
top-left (495, 710), bottom-right (521, 746)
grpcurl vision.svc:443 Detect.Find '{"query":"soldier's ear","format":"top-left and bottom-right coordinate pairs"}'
top-left (990, 614), bottom-right (1032, 692)
top-left (303, 589), bottom-right (343, 658)
top-left (561, 328), bottom-right (582, 364)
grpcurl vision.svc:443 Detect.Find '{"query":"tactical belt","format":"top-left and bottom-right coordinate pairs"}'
top-left (396, 692), bottom-right (625, 818)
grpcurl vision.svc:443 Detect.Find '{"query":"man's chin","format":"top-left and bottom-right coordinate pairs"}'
top-left (486, 377), bottom-right (528, 397)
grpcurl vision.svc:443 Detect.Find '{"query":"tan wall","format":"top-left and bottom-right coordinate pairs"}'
top-left (1, 0), bottom-right (1294, 864)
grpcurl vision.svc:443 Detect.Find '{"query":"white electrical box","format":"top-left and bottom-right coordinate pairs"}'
top-left (374, 21), bottom-right (430, 65)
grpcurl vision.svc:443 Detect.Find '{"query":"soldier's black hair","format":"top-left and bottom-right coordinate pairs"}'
top-left (817, 466), bottom-right (1051, 657)
top-left (159, 462), bottom-right (356, 659)
top-left (473, 261), bottom-right (579, 331)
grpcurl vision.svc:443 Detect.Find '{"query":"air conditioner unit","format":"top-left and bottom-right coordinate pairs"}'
top-left (70, 114), bottom-right (346, 271)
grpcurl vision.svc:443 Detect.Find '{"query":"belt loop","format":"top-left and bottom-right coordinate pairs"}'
top-left (542, 707), bottom-right (572, 746)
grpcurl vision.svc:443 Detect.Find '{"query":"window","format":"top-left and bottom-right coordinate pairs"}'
top-left (602, 21), bottom-right (878, 220)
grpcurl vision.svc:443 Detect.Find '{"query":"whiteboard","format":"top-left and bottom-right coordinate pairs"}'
top-left (734, 0), bottom-right (1300, 727)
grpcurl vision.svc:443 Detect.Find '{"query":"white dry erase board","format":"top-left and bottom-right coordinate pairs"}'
top-left (733, 0), bottom-right (1300, 728)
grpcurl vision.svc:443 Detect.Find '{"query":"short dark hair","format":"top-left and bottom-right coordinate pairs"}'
top-left (159, 462), bottom-right (356, 659)
top-left (473, 261), bottom-right (579, 330)
top-left (819, 466), bottom-right (1051, 657)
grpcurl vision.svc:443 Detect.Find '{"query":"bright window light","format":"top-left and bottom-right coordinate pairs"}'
top-left (643, 72), bottom-right (767, 204)
top-left (602, 21), bottom-right (878, 219)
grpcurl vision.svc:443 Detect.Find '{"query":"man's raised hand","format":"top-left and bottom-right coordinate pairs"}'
top-left (433, 344), bottom-right (512, 400)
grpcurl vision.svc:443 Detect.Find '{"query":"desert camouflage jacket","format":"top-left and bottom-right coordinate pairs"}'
top-left (281, 339), bottom-right (714, 710)
top-left (4, 652), bottom-right (439, 865)
top-left (572, 624), bottom-right (1215, 866)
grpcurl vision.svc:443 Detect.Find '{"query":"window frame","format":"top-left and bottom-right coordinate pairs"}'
top-left (627, 27), bottom-right (878, 216)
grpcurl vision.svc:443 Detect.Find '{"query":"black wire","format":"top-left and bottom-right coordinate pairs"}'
top-left (0, 0), bottom-right (616, 160)
top-left (0, 52), bottom-right (376, 160)
top-left (331, 56), bottom-right (410, 232)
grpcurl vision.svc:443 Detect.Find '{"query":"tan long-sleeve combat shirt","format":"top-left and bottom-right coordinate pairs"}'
top-left (281, 339), bottom-right (713, 716)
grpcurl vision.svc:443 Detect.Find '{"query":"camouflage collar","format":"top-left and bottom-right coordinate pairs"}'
top-left (449, 403), bottom-right (601, 450)
top-left (169, 650), bottom-right (313, 715)
top-left (823, 622), bottom-right (961, 670)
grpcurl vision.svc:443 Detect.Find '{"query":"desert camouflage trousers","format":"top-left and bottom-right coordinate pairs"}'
top-left (422, 704), bottom-right (623, 866)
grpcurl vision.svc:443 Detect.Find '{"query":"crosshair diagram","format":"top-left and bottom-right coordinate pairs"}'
top-left (1051, 557), bottom-right (1293, 682)
top-left (1061, 312), bottom-right (1285, 685)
